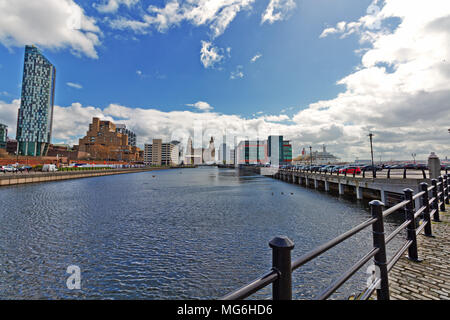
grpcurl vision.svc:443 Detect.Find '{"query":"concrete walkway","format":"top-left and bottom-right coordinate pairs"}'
top-left (387, 207), bottom-right (450, 300)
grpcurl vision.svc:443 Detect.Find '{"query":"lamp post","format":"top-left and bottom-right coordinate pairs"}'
top-left (309, 146), bottom-right (313, 168)
top-left (368, 133), bottom-right (376, 178)
top-left (412, 153), bottom-right (416, 164)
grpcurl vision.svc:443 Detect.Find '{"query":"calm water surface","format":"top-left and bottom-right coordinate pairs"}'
top-left (0, 168), bottom-right (405, 299)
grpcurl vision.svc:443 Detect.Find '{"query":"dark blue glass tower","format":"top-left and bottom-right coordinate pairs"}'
top-left (16, 45), bottom-right (56, 156)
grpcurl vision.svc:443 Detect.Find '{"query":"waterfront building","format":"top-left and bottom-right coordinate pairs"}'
top-left (236, 140), bottom-right (268, 166)
top-left (171, 140), bottom-right (184, 165)
top-left (218, 142), bottom-right (230, 164)
top-left (203, 137), bottom-right (216, 164)
top-left (283, 141), bottom-right (293, 164)
top-left (229, 149), bottom-right (236, 165)
top-left (268, 136), bottom-right (285, 166)
top-left (78, 117), bottom-right (141, 161)
top-left (0, 123), bottom-right (7, 149)
top-left (116, 124), bottom-right (137, 147)
top-left (16, 45), bottom-right (56, 156)
top-left (144, 140), bottom-right (179, 166)
top-left (6, 139), bottom-right (17, 155)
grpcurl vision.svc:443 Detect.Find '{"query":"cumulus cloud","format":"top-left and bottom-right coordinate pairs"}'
top-left (108, 0), bottom-right (254, 39)
top-left (66, 82), bottom-right (83, 89)
top-left (262, 0), bottom-right (296, 24)
top-left (297, 0), bottom-right (450, 160)
top-left (200, 41), bottom-right (224, 68)
top-left (0, 0), bottom-right (102, 59)
top-left (250, 53), bottom-right (262, 63)
top-left (186, 101), bottom-right (214, 112)
top-left (93, 0), bottom-right (139, 13)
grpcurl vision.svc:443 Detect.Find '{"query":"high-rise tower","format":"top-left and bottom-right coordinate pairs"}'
top-left (16, 45), bottom-right (56, 156)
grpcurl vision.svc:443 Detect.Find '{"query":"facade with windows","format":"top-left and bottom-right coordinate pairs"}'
top-left (283, 141), bottom-right (293, 164)
top-left (16, 45), bottom-right (56, 156)
top-left (236, 140), bottom-right (268, 166)
top-left (78, 117), bottom-right (141, 161)
top-left (144, 140), bottom-right (179, 166)
top-left (116, 124), bottom-right (137, 147)
top-left (0, 123), bottom-right (7, 149)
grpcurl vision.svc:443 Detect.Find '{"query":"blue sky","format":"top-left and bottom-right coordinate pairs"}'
top-left (0, 0), bottom-right (449, 161)
top-left (0, 0), bottom-right (371, 116)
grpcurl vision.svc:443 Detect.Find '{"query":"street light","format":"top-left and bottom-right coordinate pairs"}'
top-left (309, 146), bottom-right (313, 167)
top-left (411, 153), bottom-right (417, 164)
top-left (368, 133), bottom-right (376, 178)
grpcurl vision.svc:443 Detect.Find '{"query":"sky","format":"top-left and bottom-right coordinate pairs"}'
top-left (0, 0), bottom-right (449, 161)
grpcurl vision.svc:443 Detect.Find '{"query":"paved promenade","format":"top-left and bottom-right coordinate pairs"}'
top-left (387, 208), bottom-right (450, 300)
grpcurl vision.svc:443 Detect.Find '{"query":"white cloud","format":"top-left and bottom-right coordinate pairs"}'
top-left (186, 101), bottom-right (214, 112)
top-left (66, 82), bottom-right (83, 89)
top-left (108, 0), bottom-right (255, 39)
top-left (0, 1), bottom-right (449, 161)
top-left (293, 0), bottom-right (450, 160)
top-left (200, 41), bottom-right (224, 68)
top-left (0, 0), bottom-right (102, 59)
top-left (230, 65), bottom-right (244, 79)
top-left (250, 53), bottom-right (262, 63)
top-left (93, 0), bottom-right (139, 13)
top-left (262, 0), bottom-right (296, 24)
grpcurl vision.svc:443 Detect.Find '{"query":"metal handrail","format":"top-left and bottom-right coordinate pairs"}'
top-left (317, 248), bottom-right (379, 300)
top-left (222, 269), bottom-right (279, 300)
top-left (291, 217), bottom-right (377, 270)
top-left (222, 174), bottom-right (448, 300)
top-left (382, 200), bottom-right (409, 218)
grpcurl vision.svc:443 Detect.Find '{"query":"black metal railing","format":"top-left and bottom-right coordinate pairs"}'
top-left (276, 167), bottom-right (448, 180)
top-left (222, 174), bottom-right (449, 300)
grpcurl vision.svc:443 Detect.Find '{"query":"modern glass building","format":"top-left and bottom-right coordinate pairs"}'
top-left (16, 45), bottom-right (56, 156)
top-left (0, 123), bottom-right (7, 149)
top-left (236, 140), bottom-right (268, 165)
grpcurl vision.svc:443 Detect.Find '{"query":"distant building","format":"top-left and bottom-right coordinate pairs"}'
top-left (218, 143), bottom-right (230, 164)
top-left (6, 139), bottom-right (18, 155)
top-left (283, 141), bottom-right (292, 164)
top-left (203, 137), bottom-right (216, 164)
top-left (236, 140), bottom-right (268, 166)
top-left (116, 124), bottom-right (137, 147)
top-left (78, 117), bottom-right (141, 161)
top-left (0, 123), bottom-right (7, 149)
top-left (171, 140), bottom-right (184, 165)
top-left (16, 45), bottom-right (56, 156)
top-left (144, 139), bottom-right (179, 166)
top-left (268, 136), bottom-right (292, 166)
top-left (229, 149), bottom-right (236, 165)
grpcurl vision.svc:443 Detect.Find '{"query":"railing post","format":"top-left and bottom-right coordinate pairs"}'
top-left (420, 183), bottom-right (433, 237)
top-left (404, 188), bottom-right (420, 262)
top-left (438, 176), bottom-right (446, 212)
top-left (369, 200), bottom-right (390, 300)
top-left (445, 174), bottom-right (449, 205)
top-left (269, 236), bottom-right (294, 300)
top-left (431, 179), bottom-right (441, 222)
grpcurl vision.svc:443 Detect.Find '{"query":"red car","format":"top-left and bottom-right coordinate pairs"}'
top-left (339, 166), bottom-right (361, 175)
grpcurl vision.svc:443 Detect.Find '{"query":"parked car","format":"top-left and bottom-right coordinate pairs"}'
top-left (331, 165), bottom-right (344, 173)
top-left (339, 166), bottom-right (361, 175)
top-left (403, 163), bottom-right (417, 170)
top-left (42, 164), bottom-right (58, 172)
top-left (1, 166), bottom-right (17, 173)
top-left (361, 165), bottom-right (383, 172)
top-left (416, 164), bottom-right (428, 170)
